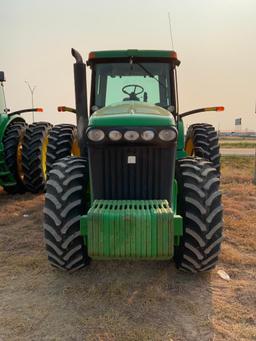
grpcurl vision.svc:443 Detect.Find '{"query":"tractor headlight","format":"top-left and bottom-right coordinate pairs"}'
top-left (141, 130), bottom-right (155, 141)
top-left (124, 130), bottom-right (139, 141)
top-left (108, 130), bottom-right (122, 141)
top-left (87, 129), bottom-right (105, 142)
top-left (158, 129), bottom-right (177, 141)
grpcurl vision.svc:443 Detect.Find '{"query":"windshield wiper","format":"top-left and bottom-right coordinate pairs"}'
top-left (135, 62), bottom-right (168, 91)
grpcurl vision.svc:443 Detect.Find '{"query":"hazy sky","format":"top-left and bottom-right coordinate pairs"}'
top-left (1, 0), bottom-right (256, 130)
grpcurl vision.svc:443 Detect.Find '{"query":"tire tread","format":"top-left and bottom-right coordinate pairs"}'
top-left (175, 157), bottom-right (223, 272)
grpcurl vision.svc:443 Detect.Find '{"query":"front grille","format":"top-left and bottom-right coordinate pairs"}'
top-left (88, 144), bottom-right (176, 202)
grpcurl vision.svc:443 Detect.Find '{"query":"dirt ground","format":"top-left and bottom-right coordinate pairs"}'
top-left (0, 157), bottom-right (255, 341)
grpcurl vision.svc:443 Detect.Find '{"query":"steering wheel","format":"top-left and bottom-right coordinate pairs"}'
top-left (122, 84), bottom-right (144, 97)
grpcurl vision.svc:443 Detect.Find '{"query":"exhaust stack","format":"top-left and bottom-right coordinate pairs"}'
top-left (71, 48), bottom-right (88, 157)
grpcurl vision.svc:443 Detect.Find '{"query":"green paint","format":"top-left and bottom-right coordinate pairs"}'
top-left (0, 113), bottom-right (25, 188)
top-left (89, 101), bottom-right (175, 127)
top-left (81, 200), bottom-right (174, 259)
top-left (0, 113), bottom-right (10, 142)
top-left (173, 215), bottom-right (183, 246)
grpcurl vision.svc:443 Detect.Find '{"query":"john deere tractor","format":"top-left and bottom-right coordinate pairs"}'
top-left (43, 49), bottom-right (223, 273)
top-left (0, 71), bottom-right (47, 194)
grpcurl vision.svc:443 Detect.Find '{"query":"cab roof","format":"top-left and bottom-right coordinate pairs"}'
top-left (87, 49), bottom-right (180, 66)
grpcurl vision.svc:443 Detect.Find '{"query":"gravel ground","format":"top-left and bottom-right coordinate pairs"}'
top-left (0, 157), bottom-right (255, 341)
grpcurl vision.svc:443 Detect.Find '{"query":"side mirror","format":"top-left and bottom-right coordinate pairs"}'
top-left (0, 71), bottom-right (6, 82)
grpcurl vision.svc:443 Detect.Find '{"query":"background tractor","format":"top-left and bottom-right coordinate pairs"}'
top-left (0, 71), bottom-right (49, 194)
top-left (43, 49), bottom-right (224, 273)
top-left (21, 121), bottom-right (52, 193)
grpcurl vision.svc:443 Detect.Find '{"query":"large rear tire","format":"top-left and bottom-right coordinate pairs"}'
top-left (43, 157), bottom-right (90, 271)
top-left (174, 157), bottom-right (223, 273)
top-left (185, 123), bottom-right (220, 174)
top-left (2, 121), bottom-right (27, 194)
top-left (46, 124), bottom-right (80, 177)
top-left (22, 122), bottom-right (52, 193)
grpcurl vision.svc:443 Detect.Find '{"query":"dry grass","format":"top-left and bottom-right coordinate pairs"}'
top-left (219, 141), bottom-right (256, 148)
top-left (214, 156), bottom-right (256, 340)
top-left (221, 156), bottom-right (255, 184)
top-left (0, 157), bottom-right (255, 340)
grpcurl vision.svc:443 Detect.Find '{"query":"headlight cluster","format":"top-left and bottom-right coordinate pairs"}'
top-left (124, 130), bottom-right (140, 141)
top-left (87, 129), bottom-right (105, 142)
top-left (158, 129), bottom-right (177, 141)
top-left (108, 130), bottom-right (122, 141)
top-left (87, 128), bottom-right (177, 142)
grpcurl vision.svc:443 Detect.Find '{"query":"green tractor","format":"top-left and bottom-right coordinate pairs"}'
top-left (43, 49), bottom-right (223, 273)
top-left (0, 71), bottom-right (45, 194)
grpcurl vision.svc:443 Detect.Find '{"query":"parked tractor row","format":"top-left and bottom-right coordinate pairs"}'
top-left (0, 72), bottom-right (80, 194)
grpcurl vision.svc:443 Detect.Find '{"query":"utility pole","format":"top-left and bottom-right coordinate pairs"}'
top-left (25, 81), bottom-right (36, 122)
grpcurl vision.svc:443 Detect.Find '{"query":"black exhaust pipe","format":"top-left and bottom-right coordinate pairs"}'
top-left (71, 48), bottom-right (88, 157)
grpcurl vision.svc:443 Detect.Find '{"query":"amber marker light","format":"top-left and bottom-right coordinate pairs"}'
top-left (57, 106), bottom-right (76, 113)
top-left (170, 51), bottom-right (177, 59)
top-left (88, 52), bottom-right (96, 60)
top-left (205, 106), bottom-right (225, 112)
top-left (36, 108), bottom-right (43, 112)
top-left (216, 106), bottom-right (225, 111)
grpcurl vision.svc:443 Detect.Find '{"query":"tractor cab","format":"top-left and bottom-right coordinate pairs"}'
top-left (83, 50), bottom-right (181, 203)
top-left (87, 50), bottom-right (180, 114)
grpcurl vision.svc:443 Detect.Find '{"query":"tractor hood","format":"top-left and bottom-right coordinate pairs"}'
top-left (89, 101), bottom-right (175, 127)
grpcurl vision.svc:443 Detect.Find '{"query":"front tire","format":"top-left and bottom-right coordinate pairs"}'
top-left (185, 123), bottom-right (220, 174)
top-left (2, 121), bottom-right (27, 194)
top-left (175, 157), bottom-right (223, 273)
top-left (46, 124), bottom-right (80, 177)
top-left (22, 122), bottom-right (52, 193)
top-left (43, 157), bottom-right (90, 271)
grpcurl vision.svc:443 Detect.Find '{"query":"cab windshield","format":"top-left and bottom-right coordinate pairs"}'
top-left (93, 62), bottom-right (172, 110)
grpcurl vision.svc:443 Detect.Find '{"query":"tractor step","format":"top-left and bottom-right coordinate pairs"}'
top-left (81, 200), bottom-right (174, 259)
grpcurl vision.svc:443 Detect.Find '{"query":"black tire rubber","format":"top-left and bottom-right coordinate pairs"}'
top-left (43, 156), bottom-right (90, 271)
top-left (46, 124), bottom-right (79, 177)
top-left (22, 122), bottom-right (52, 193)
top-left (2, 121), bottom-right (27, 194)
top-left (185, 123), bottom-right (220, 174)
top-left (174, 157), bottom-right (223, 273)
